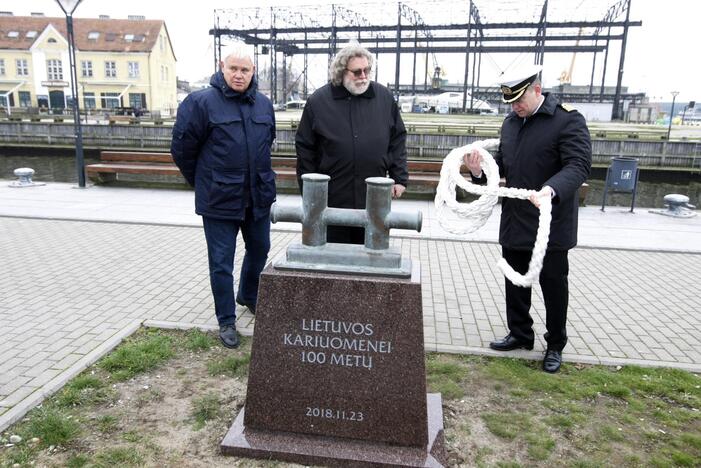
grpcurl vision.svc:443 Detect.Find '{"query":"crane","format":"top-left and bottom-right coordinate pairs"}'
top-left (558, 27), bottom-right (584, 85)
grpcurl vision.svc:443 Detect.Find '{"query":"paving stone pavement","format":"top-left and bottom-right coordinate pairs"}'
top-left (1, 215), bottom-right (699, 432)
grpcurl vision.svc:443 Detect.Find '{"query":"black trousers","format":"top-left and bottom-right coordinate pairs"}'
top-left (327, 226), bottom-right (365, 245)
top-left (502, 247), bottom-right (569, 351)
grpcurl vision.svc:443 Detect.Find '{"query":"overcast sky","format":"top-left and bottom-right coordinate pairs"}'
top-left (6, 0), bottom-right (698, 103)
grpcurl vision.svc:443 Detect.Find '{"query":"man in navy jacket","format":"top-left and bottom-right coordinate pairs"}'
top-left (171, 46), bottom-right (276, 348)
top-left (464, 65), bottom-right (591, 373)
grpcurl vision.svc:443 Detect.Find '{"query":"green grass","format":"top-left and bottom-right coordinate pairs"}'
top-left (95, 414), bottom-right (120, 433)
top-left (55, 375), bottom-right (116, 407)
top-left (98, 330), bottom-right (175, 381)
top-left (191, 393), bottom-right (222, 430)
top-left (121, 430), bottom-right (145, 443)
top-left (1, 329), bottom-right (699, 468)
top-left (425, 354), bottom-right (467, 400)
top-left (482, 411), bottom-right (532, 440)
top-left (26, 407), bottom-right (81, 447)
top-left (207, 353), bottom-right (251, 378)
top-left (65, 454), bottom-right (90, 467)
top-left (525, 431), bottom-right (556, 460)
top-left (184, 329), bottom-right (219, 351)
top-left (92, 447), bottom-right (144, 467)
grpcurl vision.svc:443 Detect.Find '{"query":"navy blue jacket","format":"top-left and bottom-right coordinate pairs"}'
top-left (493, 92), bottom-right (592, 250)
top-left (171, 72), bottom-right (276, 221)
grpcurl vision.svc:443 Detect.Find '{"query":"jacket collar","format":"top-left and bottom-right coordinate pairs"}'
top-left (210, 71), bottom-right (258, 103)
top-left (506, 92), bottom-right (557, 120)
top-left (331, 81), bottom-right (376, 100)
top-left (537, 92), bottom-right (558, 115)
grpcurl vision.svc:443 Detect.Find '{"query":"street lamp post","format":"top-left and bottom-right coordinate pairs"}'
top-left (56, 0), bottom-right (85, 188)
top-left (667, 91), bottom-right (679, 141)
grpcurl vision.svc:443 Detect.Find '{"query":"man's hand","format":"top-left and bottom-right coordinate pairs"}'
top-left (529, 186), bottom-right (553, 208)
top-left (463, 148), bottom-right (483, 176)
top-left (392, 184), bottom-right (406, 199)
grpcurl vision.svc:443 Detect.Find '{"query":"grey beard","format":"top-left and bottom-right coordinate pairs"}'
top-left (343, 77), bottom-right (370, 96)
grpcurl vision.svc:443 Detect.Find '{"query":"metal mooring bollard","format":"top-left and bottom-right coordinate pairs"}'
top-left (270, 173), bottom-right (422, 277)
top-left (649, 193), bottom-right (697, 218)
top-left (9, 167), bottom-right (45, 188)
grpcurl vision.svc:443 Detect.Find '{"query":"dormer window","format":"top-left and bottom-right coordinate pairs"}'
top-left (105, 33), bottom-right (116, 42)
top-left (48, 38), bottom-right (57, 43)
top-left (124, 34), bottom-right (134, 42)
top-left (133, 34), bottom-right (145, 42)
top-left (26, 31), bottom-right (38, 38)
top-left (88, 31), bottom-right (100, 40)
top-left (7, 31), bottom-right (19, 38)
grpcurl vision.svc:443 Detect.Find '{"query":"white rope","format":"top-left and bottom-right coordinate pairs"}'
top-left (434, 139), bottom-right (552, 287)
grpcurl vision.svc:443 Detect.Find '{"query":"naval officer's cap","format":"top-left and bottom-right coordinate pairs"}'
top-left (499, 64), bottom-right (542, 103)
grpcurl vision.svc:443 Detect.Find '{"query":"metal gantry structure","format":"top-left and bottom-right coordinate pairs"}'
top-left (211, 0), bottom-right (641, 119)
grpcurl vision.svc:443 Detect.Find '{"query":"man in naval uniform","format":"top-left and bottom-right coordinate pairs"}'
top-left (463, 64), bottom-right (592, 373)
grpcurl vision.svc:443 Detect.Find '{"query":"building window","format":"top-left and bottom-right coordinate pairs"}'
top-left (124, 34), bottom-right (134, 42)
top-left (48, 38), bottom-right (57, 43)
top-left (100, 92), bottom-right (121, 109)
top-left (0, 92), bottom-right (15, 107)
top-left (81, 60), bottom-right (93, 78)
top-left (129, 92), bottom-right (146, 110)
top-left (7, 31), bottom-right (19, 38)
top-left (16, 59), bottom-right (29, 76)
top-left (46, 59), bottom-right (63, 80)
top-left (88, 31), bottom-right (100, 40)
top-left (26, 31), bottom-right (38, 39)
top-left (18, 91), bottom-right (31, 107)
top-left (127, 61), bottom-right (140, 78)
top-left (104, 61), bottom-right (116, 78)
top-left (159, 35), bottom-right (164, 52)
top-left (165, 66), bottom-right (169, 81)
top-left (0, 59), bottom-right (5, 76)
top-left (83, 92), bottom-right (96, 109)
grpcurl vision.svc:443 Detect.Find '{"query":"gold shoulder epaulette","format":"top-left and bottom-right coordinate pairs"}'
top-left (559, 103), bottom-right (576, 112)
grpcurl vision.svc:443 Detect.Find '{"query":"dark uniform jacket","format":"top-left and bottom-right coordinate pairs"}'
top-left (171, 72), bottom-right (276, 221)
top-left (493, 92), bottom-right (592, 251)
top-left (295, 81), bottom-right (409, 209)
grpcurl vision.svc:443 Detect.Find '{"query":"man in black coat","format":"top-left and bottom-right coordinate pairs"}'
top-left (464, 64), bottom-right (592, 373)
top-left (295, 43), bottom-right (409, 244)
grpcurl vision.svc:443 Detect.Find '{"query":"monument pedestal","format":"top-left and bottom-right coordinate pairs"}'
top-left (221, 394), bottom-right (445, 467)
top-left (220, 264), bottom-right (446, 466)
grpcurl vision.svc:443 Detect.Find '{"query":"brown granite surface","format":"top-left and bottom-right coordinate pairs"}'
top-left (243, 264), bottom-right (428, 447)
top-left (221, 393), bottom-right (446, 467)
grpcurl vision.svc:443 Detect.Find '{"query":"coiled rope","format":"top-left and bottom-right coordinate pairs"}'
top-left (434, 139), bottom-right (552, 287)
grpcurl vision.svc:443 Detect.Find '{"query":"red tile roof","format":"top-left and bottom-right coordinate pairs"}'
top-left (0, 16), bottom-right (169, 54)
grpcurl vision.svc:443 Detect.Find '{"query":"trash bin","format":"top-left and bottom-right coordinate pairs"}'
top-left (601, 157), bottom-right (640, 212)
top-left (608, 157), bottom-right (638, 191)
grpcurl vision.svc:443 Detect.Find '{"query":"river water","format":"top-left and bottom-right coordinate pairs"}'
top-left (1, 151), bottom-right (699, 209)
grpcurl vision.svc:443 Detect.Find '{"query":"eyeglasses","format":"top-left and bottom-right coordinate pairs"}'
top-left (346, 67), bottom-right (372, 78)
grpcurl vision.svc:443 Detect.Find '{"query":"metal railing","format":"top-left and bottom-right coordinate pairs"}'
top-left (0, 121), bottom-right (699, 170)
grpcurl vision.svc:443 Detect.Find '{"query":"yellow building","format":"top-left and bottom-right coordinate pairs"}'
top-left (0, 13), bottom-right (177, 115)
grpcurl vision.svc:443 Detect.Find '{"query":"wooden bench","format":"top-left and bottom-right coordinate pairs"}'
top-left (86, 151), bottom-right (181, 183)
top-left (108, 115), bottom-right (140, 125)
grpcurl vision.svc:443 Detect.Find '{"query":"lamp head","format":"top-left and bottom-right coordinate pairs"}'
top-left (55, 0), bottom-right (82, 16)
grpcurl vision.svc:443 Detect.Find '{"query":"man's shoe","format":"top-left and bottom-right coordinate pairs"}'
top-left (543, 349), bottom-right (562, 373)
top-left (219, 325), bottom-right (240, 349)
top-left (235, 297), bottom-right (256, 315)
top-left (489, 334), bottom-right (534, 351)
